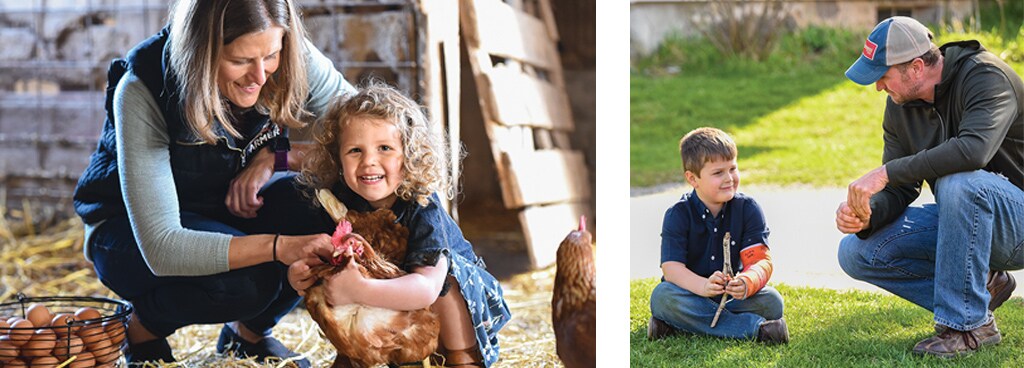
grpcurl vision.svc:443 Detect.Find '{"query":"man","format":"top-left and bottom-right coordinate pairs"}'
top-left (836, 16), bottom-right (1023, 358)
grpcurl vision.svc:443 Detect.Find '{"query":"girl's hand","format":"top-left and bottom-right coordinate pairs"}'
top-left (288, 261), bottom-right (317, 296)
top-left (703, 271), bottom-right (727, 297)
top-left (324, 254), bottom-right (368, 306)
top-left (725, 278), bottom-right (748, 300)
top-left (277, 234), bottom-right (333, 265)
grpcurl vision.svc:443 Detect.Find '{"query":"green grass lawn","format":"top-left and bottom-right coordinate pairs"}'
top-left (631, 26), bottom-right (1024, 189)
top-left (630, 278), bottom-right (1024, 367)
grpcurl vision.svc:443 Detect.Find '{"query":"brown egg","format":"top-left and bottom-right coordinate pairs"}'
top-left (7, 319), bottom-right (34, 347)
top-left (3, 357), bottom-right (28, 367)
top-left (6, 317), bottom-right (20, 325)
top-left (51, 335), bottom-right (84, 359)
top-left (49, 313), bottom-right (80, 338)
top-left (0, 338), bottom-right (19, 362)
top-left (76, 323), bottom-right (107, 347)
top-left (20, 328), bottom-right (56, 357)
top-left (0, 319), bottom-right (10, 335)
top-left (102, 320), bottom-right (126, 347)
top-left (88, 335), bottom-right (118, 364)
top-left (29, 355), bottom-right (59, 367)
top-left (73, 308), bottom-right (102, 324)
top-left (25, 304), bottom-right (52, 328)
top-left (67, 351), bottom-right (94, 368)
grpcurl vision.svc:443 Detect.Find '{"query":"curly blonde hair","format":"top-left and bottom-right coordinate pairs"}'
top-left (300, 81), bottom-right (455, 206)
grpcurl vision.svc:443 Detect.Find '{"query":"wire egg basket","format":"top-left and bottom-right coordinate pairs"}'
top-left (0, 293), bottom-right (132, 367)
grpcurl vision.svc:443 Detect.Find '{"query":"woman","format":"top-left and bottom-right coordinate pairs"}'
top-left (72, 0), bottom-right (353, 366)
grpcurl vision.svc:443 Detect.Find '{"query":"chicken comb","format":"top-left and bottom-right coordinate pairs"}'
top-left (578, 215), bottom-right (586, 232)
top-left (331, 220), bottom-right (353, 246)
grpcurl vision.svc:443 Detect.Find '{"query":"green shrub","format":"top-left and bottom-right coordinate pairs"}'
top-left (634, 26), bottom-right (863, 77)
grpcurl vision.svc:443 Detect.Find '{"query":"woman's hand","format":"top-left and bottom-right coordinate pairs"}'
top-left (226, 147), bottom-right (275, 218)
top-left (324, 254), bottom-right (368, 306)
top-left (277, 233), bottom-right (333, 265)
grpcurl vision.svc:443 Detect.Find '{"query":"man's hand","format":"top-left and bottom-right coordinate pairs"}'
top-left (702, 271), bottom-right (728, 297)
top-left (835, 201), bottom-right (870, 234)
top-left (847, 165), bottom-right (888, 222)
top-left (226, 147), bottom-right (275, 218)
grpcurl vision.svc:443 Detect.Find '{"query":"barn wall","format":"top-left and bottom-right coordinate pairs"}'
top-left (0, 0), bottom-right (425, 208)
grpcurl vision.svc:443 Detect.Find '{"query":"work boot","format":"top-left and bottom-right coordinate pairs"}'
top-left (987, 270), bottom-right (1016, 311)
top-left (646, 316), bottom-right (677, 341)
top-left (913, 319), bottom-right (1001, 358)
top-left (756, 317), bottom-right (789, 345)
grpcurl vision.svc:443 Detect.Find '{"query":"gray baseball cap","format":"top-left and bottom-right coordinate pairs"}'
top-left (846, 16), bottom-right (934, 85)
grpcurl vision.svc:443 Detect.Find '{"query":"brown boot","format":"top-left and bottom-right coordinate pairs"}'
top-left (913, 319), bottom-right (1001, 358)
top-left (646, 316), bottom-right (678, 341)
top-left (756, 317), bottom-right (789, 345)
top-left (987, 270), bottom-right (1016, 311)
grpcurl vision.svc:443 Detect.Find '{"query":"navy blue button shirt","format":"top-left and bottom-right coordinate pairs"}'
top-left (660, 190), bottom-right (770, 278)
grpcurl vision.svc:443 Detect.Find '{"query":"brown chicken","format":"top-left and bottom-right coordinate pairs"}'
top-left (552, 216), bottom-right (596, 368)
top-left (304, 190), bottom-right (440, 368)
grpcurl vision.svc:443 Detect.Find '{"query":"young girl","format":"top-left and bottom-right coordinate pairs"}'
top-left (288, 82), bottom-right (510, 367)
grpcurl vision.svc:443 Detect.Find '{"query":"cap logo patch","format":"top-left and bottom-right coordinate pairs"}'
top-left (863, 39), bottom-right (878, 60)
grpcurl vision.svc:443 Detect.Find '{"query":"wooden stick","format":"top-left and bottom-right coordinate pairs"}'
top-left (711, 232), bottom-right (733, 328)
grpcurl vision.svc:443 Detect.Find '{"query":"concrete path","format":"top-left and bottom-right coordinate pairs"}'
top-left (630, 185), bottom-right (1024, 298)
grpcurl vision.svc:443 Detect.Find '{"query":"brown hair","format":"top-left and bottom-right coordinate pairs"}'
top-left (679, 127), bottom-right (737, 177)
top-left (894, 44), bottom-right (941, 72)
top-left (168, 0), bottom-right (310, 144)
top-left (299, 81), bottom-right (456, 207)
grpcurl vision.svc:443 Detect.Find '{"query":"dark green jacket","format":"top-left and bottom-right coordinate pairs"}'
top-left (861, 40), bottom-right (1024, 238)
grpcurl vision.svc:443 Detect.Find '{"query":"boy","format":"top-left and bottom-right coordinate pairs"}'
top-left (647, 127), bottom-right (788, 344)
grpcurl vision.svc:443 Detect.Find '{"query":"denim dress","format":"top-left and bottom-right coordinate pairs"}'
top-left (333, 186), bottom-right (512, 366)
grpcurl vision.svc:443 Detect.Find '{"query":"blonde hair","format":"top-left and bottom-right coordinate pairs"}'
top-left (300, 81), bottom-right (456, 207)
top-left (168, 0), bottom-right (310, 144)
top-left (679, 127), bottom-right (737, 177)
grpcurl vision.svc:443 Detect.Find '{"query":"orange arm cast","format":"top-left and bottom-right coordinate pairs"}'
top-left (736, 244), bottom-right (773, 299)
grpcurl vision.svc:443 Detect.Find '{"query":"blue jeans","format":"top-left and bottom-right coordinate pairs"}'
top-left (838, 170), bottom-right (1024, 331)
top-left (649, 281), bottom-right (784, 339)
top-left (88, 176), bottom-right (334, 338)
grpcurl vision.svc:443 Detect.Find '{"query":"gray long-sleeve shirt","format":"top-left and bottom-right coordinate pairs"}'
top-left (86, 43), bottom-right (355, 276)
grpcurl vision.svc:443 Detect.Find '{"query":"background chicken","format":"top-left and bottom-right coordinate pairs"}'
top-left (304, 190), bottom-right (440, 368)
top-left (552, 216), bottom-right (596, 368)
